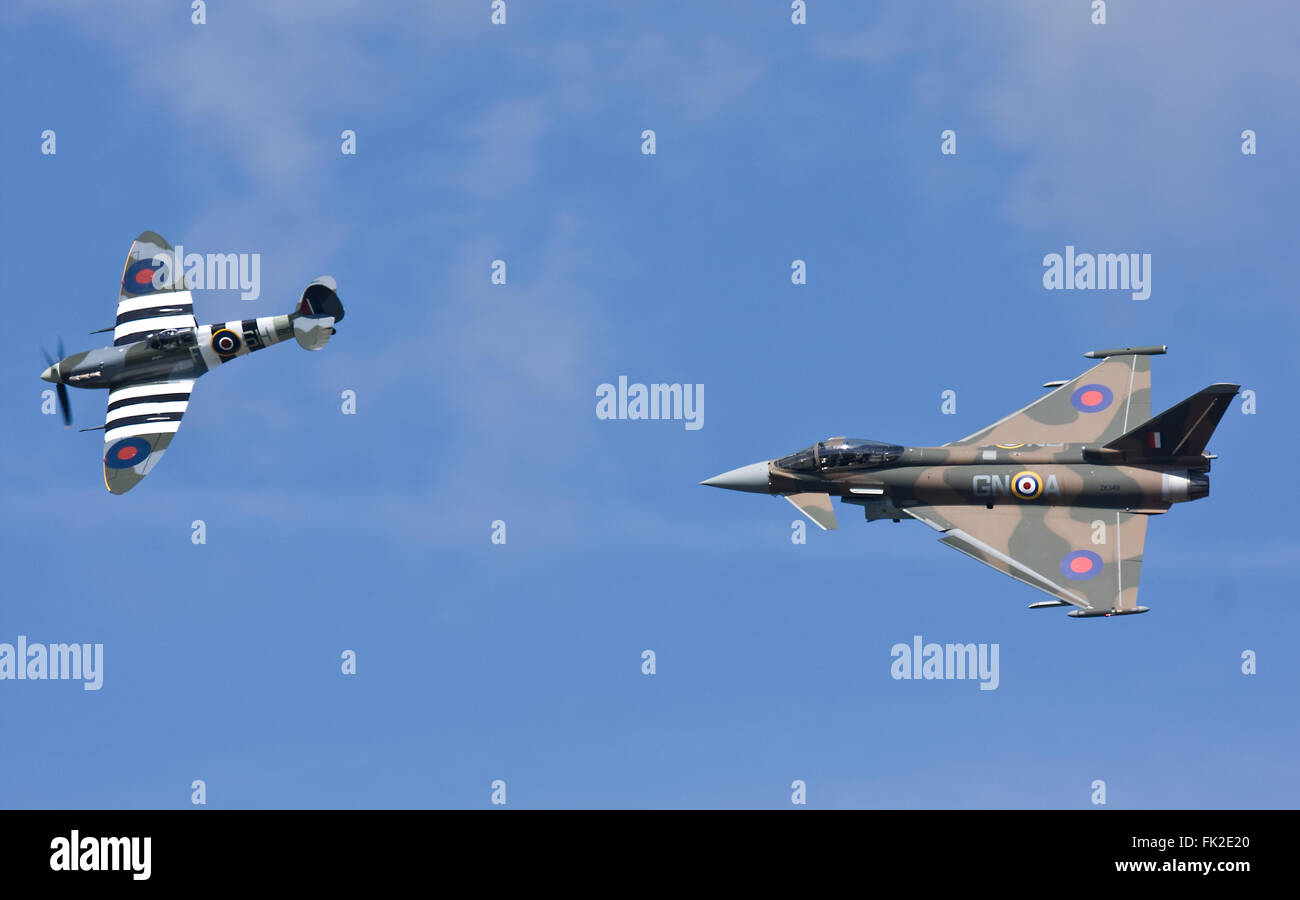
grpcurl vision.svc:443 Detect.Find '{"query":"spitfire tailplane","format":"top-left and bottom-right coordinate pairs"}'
top-left (291, 277), bottom-right (345, 351)
top-left (1102, 383), bottom-right (1240, 460)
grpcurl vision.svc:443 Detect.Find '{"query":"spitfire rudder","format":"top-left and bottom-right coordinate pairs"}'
top-left (290, 276), bottom-right (344, 351)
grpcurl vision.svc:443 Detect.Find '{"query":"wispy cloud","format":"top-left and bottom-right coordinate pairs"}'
top-left (815, 1), bottom-right (1300, 233)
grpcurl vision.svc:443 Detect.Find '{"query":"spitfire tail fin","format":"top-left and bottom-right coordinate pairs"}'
top-left (1102, 383), bottom-right (1239, 459)
top-left (290, 277), bottom-right (344, 351)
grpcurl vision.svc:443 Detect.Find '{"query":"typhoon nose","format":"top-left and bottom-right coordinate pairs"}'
top-left (700, 460), bottom-right (771, 493)
top-left (40, 364), bottom-right (58, 383)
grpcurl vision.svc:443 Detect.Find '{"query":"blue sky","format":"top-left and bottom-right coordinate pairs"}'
top-left (1, 1), bottom-right (1296, 808)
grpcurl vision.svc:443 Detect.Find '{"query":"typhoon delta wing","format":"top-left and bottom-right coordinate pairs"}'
top-left (701, 346), bottom-right (1237, 618)
top-left (41, 231), bottom-right (344, 493)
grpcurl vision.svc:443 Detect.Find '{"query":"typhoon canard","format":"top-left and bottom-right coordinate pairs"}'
top-left (702, 347), bottom-right (1237, 618)
top-left (40, 231), bottom-right (344, 494)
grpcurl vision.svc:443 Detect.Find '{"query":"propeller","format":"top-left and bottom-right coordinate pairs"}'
top-left (41, 339), bottom-right (72, 427)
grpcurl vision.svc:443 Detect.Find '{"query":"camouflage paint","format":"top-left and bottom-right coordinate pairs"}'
top-left (704, 350), bottom-right (1238, 618)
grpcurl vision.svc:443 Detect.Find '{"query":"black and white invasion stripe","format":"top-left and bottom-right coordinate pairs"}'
top-left (103, 380), bottom-right (194, 443)
top-left (114, 291), bottom-right (197, 347)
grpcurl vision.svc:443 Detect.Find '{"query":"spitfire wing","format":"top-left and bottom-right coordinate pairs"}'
top-left (101, 380), bottom-right (194, 494)
top-left (116, 231), bottom-right (196, 347)
top-left (903, 504), bottom-right (1149, 616)
top-left (947, 353), bottom-right (1152, 447)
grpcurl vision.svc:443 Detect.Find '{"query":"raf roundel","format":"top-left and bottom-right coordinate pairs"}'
top-left (122, 259), bottom-right (162, 296)
top-left (1011, 471), bottom-right (1043, 500)
top-left (1060, 549), bottom-right (1104, 581)
top-left (1070, 383), bottom-right (1114, 413)
top-left (211, 328), bottom-right (242, 356)
top-left (104, 436), bottom-right (152, 469)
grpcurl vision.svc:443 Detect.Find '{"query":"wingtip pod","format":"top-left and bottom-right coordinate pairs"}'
top-left (1068, 606), bottom-right (1150, 618)
top-left (1084, 345), bottom-right (1167, 358)
top-left (292, 277), bottom-right (343, 350)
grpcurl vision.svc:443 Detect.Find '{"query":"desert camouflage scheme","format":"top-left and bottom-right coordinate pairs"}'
top-left (702, 347), bottom-right (1238, 618)
top-left (40, 231), bottom-right (344, 494)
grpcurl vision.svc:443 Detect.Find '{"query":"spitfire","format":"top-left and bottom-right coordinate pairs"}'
top-left (702, 346), bottom-right (1238, 618)
top-left (40, 231), bottom-right (344, 494)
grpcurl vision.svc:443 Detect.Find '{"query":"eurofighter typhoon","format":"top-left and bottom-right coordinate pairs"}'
top-left (40, 232), bottom-right (344, 494)
top-left (702, 347), bottom-right (1237, 618)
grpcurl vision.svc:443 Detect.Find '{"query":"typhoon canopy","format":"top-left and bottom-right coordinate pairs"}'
top-left (702, 347), bottom-right (1238, 618)
top-left (40, 231), bottom-right (344, 494)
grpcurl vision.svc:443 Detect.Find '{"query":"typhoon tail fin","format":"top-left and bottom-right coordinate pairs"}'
top-left (291, 277), bottom-right (344, 350)
top-left (1102, 383), bottom-right (1239, 459)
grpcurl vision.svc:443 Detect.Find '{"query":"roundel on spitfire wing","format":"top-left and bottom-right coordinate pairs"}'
top-left (104, 436), bottom-right (152, 469)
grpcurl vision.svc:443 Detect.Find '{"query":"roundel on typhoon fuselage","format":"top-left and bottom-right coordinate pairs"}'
top-left (1012, 471), bottom-right (1043, 500)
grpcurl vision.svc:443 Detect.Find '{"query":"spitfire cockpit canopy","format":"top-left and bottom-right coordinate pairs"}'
top-left (144, 328), bottom-right (197, 350)
top-left (775, 438), bottom-right (903, 472)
